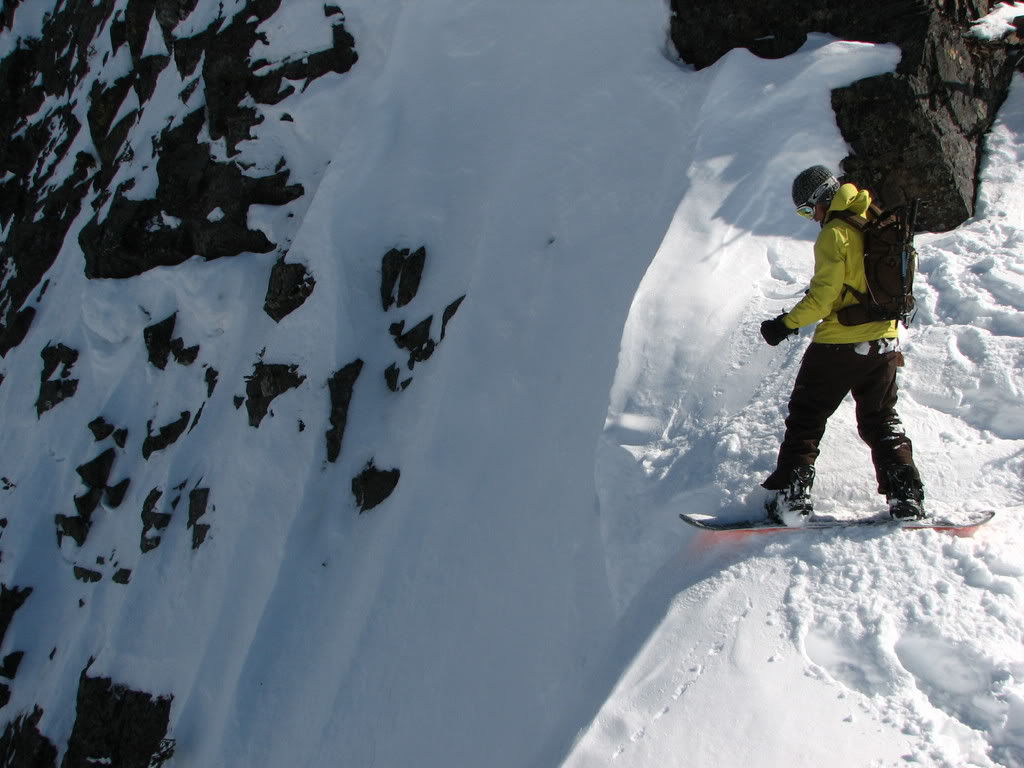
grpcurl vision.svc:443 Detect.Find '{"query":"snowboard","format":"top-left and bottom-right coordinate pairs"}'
top-left (678, 509), bottom-right (994, 534)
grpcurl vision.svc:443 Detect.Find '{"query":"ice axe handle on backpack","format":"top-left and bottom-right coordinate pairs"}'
top-left (901, 199), bottom-right (920, 284)
top-left (899, 198), bottom-right (920, 326)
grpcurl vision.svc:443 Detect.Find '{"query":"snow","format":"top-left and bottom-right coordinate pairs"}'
top-left (0, 0), bottom-right (57, 58)
top-left (251, 0), bottom-right (336, 66)
top-left (970, 2), bottom-right (1024, 40)
top-left (0, 0), bottom-right (1022, 767)
top-left (173, 0), bottom-right (251, 40)
top-left (141, 11), bottom-right (168, 60)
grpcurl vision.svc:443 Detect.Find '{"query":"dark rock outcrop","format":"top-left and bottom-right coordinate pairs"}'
top-left (56, 448), bottom-right (121, 548)
top-left (0, 706), bottom-right (57, 768)
top-left (142, 412), bottom-right (191, 459)
top-left (0, 586), bottom-right (31, 649)
top-left (140, 488), bottom-right (171, 553)
top-left (79, 106), bottom-right (304, 278)
top-left (244, 362), bottom-right (306, 427)
top-left (389, 317), bottom-right (436, 370)
top-left (143, 314), bottom-right (177, 370)
top-left (76, 449), bottom-right (116, 492)
top-left (205, 367), bottom-right (219, 398)
top-left (141, 313), bottom-right (206, 372)
top-left (440, 295), bottom-right (466, 341)
top-left (0, 308), bottom-right (35, 359)
top-left (87, 418), bottom-right (129, 450)
top-left (62, 668), bottom-right (173, 768)
top-left (352, 461), bottom-right (400, 512)
top-left (384, 363), bottom-right (412, 393)
top-left (35, 344), bottom-right (79, 416)
top-left (1, 0), bottom-right (357, 354)
top-left (380, 247), bottom-right (426, 311)
top-left (264, 259), bottom-right (316, 322)
top-left (0, 653), bottom-right (24, 681)
top-left (105, 479), bottom-right (131, 508)
top-left (87, 417), bottom-right (116, 442)
top-left (670, 0), bottom-right (1017, 230)
top-left (73, 567), bottom-right (102, 584)
top-left (326, 360), bottom-right (364, 462)
top-left (55, 516), bottom-right (91, 549)
top-left (186, 488), bottom-right (211, 550)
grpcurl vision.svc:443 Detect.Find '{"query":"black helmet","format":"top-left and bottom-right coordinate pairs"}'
top-left (792, 165), bottom-right (839, 208)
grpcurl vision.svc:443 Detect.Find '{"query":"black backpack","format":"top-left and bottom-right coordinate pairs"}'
top-left (827, 199), bottom-right (920, 327)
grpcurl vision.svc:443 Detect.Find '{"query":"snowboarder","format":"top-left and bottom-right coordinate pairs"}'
top-left (758, 165), bottom-right (925, 523)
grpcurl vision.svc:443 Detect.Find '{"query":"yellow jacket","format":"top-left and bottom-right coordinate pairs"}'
top-left (783, 183), bottom-right (898, 343)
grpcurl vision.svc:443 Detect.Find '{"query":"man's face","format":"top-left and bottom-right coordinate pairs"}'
top-left (812, 202), bottom-right (828, 223)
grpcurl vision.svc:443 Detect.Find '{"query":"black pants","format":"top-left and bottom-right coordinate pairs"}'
top-left (763, 340), bottom-right (917, 494)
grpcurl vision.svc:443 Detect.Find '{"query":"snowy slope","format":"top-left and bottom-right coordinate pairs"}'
top-left (570, 11), bottom-right (1024, 768)
top-left (0, 1), bottom-right (1021, 767)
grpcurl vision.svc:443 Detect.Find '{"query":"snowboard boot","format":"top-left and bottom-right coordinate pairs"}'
top-left (885, 464), bottom-right (925, 520)
top-left (766, 465), bottom-right (815, 524)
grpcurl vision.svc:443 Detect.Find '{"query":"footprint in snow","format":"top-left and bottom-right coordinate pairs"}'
top-left (802, 626), bottom-right (897, 697)
top-left (894, 633), bottom-right (1000, 731)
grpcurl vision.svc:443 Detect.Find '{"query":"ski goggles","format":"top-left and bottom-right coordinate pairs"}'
top-left (795, 178), bottom-right (836, 218)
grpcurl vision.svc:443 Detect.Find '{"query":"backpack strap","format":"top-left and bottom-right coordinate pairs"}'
top-left (823, 205), bottom-right (881, 303)
top-left (825, 208), bottom-right (862, 228)
top-left (824, 202), bottom-right (882, 229)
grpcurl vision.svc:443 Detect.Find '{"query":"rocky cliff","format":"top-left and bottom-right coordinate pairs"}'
top-left (670, 0), bottom-right (1020, 230)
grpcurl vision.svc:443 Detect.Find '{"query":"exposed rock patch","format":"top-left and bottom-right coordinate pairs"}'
top-left (55, 515), bottom-right (91, 549)
top-left (142, 412), bottom-right (191, 459)
top-left (144, 313), bottom-right (199, 370)
top-left (0, 586), bottom-right (30, 716)
top-left (73, 567), bottom-right (102, 584)
top-left (380, 246), bottom-right (426, 311)
top-left (390, 317), bottom-right (436, 370)
top-left (35, 344), bottom-right (79, 416)
top-left (669, 0), bottom-right (1017, 230)
top-left (56, 448), bottom-right (123, 548)
top-left (62, 668), bottom-right (174, 768)
top-left (143, 314), bottom-right (175, 369)
top-left (0, 706), bottom-right (57, 767)
top-left (79, 107), bottom-right (304, 278)
top-left (244, 362), bottom-right (306, 427)
top-left (0, 653), bottom-right (24, 683)
top-left (0, 653), bottom-right (23, 682)
top-left (73, 448), bottom-right (117, 523)
top-left (264, 259), bottom-right (316, 322)
top-left (76, 449), bottom-right (116, 492)
top-left (440, 295), bottom-right (466, 341)
top-left (87, 417), bottom-right (116, 442)
top-left (352, 461), bottom-right (401, 513)
top-left (0, 586), bottom-right (31, 649)
top-left (0, 308), bottom-right (35, 359)
top-left (384, 363), bottom-right (412, 393)
top-left (380, 245), bottom-right (465, 390)
top-left (205, 367), bottom-right (219, 398)
top-left (106, 479), bottom-right (131, 508)
top-left (326, 360), bottom-right (364, 462)
top-left (186, 488), bottom-right (211, 549)
top-left (88, 417), bottom-right (128, 448)
top-left (1, 0), bottom-right (357, 354)
top-left (140, 488), bottom-right (171, 553)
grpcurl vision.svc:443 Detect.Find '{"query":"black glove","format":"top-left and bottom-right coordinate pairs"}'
top-left (760, 314), bottom-right (797, 346)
